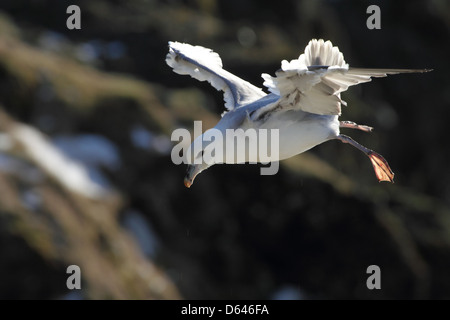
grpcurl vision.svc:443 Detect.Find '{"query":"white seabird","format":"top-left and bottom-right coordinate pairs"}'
top-left (166, 39), bottom-right (430, 188)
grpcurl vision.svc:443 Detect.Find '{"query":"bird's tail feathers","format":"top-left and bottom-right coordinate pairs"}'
top-left (300, 39), bottom-right (347, 67)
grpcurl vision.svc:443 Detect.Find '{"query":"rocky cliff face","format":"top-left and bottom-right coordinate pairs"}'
top-left (0, 0), bottom-right (449, 299)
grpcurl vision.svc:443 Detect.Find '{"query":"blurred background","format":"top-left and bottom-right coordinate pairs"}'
top-left (0, 0), bottom-right (449, 299)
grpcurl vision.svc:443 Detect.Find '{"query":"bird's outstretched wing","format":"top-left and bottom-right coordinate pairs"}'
top-left (166, 42), bottom-right (266, 112)
top-left (252, 39), bottom-right (430, 119)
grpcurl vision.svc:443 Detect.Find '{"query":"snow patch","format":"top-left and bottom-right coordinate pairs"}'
top-left (12, 125), bottom-right (111, 199)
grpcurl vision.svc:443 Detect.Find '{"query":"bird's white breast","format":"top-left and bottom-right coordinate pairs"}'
top-left (215, 108), bottom-right (339, 164)
top-left (255, 111), bottom-right (340, 161)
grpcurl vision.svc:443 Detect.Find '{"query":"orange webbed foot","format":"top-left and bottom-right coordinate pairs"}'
top-left (367, 151), bottom-right (394, 183)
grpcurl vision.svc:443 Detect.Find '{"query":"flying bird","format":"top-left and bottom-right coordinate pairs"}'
top-left (166, 39), bottom-right (430, 188)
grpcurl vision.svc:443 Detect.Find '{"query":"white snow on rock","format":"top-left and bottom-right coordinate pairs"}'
top-left (12, 125), bottom-right (112, 199)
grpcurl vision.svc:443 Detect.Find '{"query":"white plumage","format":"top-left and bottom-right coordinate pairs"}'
top-left (167, 41), bottom-right (265, 110)
top-left (166, 39), bottom-right (430, 187)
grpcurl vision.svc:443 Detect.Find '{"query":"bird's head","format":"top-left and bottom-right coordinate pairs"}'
top-left (184, 130), bottom-right (220, 188)
top-left (184, 161), bottom-right (210, 188)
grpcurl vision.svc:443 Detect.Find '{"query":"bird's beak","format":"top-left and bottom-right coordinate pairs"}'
top-left (184, 164), bottom-right (202, 188)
